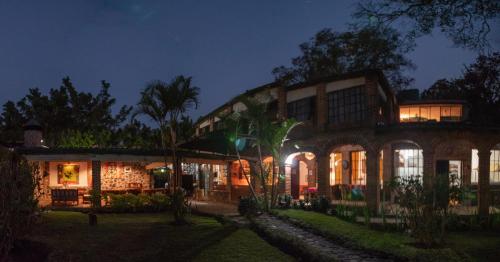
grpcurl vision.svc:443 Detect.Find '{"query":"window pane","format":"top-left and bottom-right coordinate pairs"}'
top-left (450, 106), bottom-right (462, 121)
top-left (471, 149), bottom-right (479, 184)
top-left (420, 107), bottom-right (430, 121)
top-left (430, 107), bottom-right (441, 121)
top-left (400, 107), bottom-right (410, 122)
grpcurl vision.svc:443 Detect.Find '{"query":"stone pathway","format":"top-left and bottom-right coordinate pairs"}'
top-left (190, 200), bottom-right (239, 216)
top-left (255, 214), bottom-right (393, 262)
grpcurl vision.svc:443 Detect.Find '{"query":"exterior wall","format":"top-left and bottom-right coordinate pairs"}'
top-left (48, 161), bottom-right (90, 187)
top-left (101, 161), bottom-right (151, 190)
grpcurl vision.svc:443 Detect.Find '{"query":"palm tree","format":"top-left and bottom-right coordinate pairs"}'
top-left (224, 95), bottom-right (301, 211)
top-left (135, 76), bottom-right (199, 190)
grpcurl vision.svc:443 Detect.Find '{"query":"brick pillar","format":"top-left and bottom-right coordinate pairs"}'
top-left (277, 86), bottom-right (287, 119)
top-left (316, 83), bottom-right (327, 131)
top-left (365, 150), bottom-right (380, 213)
top-left (92, 160), bottom-right (101, 208)
top-left (364, 75), bottom-right (379, 126)
top-left (478, 149), bottom-right (491, 218)
top-left (316, 152), bottom-right (331, 199)
top-left (226, 162), bottom-right (232, 201)
top-left (422, 149), bottom-right (435, 192)
top-left (284, 165), bottom-right (292, 195)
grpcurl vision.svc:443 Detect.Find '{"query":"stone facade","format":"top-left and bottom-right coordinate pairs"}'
top-left (101, 161), bottom-right (151, 190)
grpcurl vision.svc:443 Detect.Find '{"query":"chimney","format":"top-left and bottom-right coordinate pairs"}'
top-left (23, 119), bottom-right (44, 147)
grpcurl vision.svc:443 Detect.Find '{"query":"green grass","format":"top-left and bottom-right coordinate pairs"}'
top-left (274, 209), bottom-right (500, 261)
top-left (28, 211), bottom-right (293, 262)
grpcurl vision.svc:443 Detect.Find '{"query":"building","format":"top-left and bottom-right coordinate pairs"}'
top-left (8, 70), bottom-right (499, 217)
top-left (190, 70), bottom-right (500, 216)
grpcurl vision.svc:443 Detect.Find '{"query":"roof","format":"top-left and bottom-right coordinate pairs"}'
top-left (23, 119), bottom-right (42, 130)
top-left (15, 146), bottom-right (237, 161)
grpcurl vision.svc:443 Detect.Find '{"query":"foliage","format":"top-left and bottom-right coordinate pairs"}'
top-left (277, 194), bottom-right (292, 209)
top-left (390, 172), bottom-right (465, 248)
top-left (274, 209), bottom-right (469, 261)
top-left (171, 188), bottom-right (190, 224)
top-left (272, 26), bottom-right (415, 89)
top-left (135, 76), bottom-right (199, 189)
top-left (238, 196), bottom-right (262, 216)
top-left (354, 0), bottom-right (500, 50)
top-left (0, 77), bottom-right (132, 147)
top-left (107, 193), bottom-right (170, 213)
top-left (310, 196), bottom-right (330, 213)
top-left (223, 96), bottom-right (302, 212)
top-left (58, 130), bottom-right (97, 148)
top-left (0, 150), bottom-right (41, 260)
top-left (422, 52), bottom-right (500, 125)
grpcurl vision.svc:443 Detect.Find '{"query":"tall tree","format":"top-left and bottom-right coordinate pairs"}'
top-left (134, 76), bottom-right (199, 189)
top-left (422, 52), bottom-right (500, 124)
top-left (272, 27), bottom-right (415, 90)
top-left (354, 0), bottom-right (500, 50)
top-left (0, 77), bottom-right (133, 147)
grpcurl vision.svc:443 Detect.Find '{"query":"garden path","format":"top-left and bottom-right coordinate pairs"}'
top-left (255, 214), bottom-right (393, 262)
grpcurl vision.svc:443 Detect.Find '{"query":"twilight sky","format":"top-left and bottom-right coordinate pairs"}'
top-left (0, 0), bottom-right (497, 121)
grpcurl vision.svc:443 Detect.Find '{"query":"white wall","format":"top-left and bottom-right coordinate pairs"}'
top-left (325, 77), bottom-right (365, 93)
top-left (287, 86), bottom-right (317, 103)
top-left (49, 161), bottom-right (89, 187)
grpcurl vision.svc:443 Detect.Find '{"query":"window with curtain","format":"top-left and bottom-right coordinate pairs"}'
top-left (471, 149), bottom-right (479, 184)
top-left (351, 151), bottom-right (366, 185)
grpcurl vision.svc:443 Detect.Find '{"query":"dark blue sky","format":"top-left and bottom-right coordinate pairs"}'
top-left (0, 0), bottom-right (497, 120)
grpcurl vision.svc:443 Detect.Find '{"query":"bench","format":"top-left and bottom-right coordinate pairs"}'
top-left (51, 189), bottom-right (79, 206)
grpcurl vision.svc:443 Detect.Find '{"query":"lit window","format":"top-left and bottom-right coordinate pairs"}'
top-left (471, 149), bottom-right (479, 184)
top-left (329, 153), bottom-right (342, 185)
top-left (394, 149), bottom-right (423, 181)
top-left (491, 150), bottom-right (500, 184)
top-left (351, 151), bottom-right (366, 185)
top-left (399, 104), bottom-right (462, 123)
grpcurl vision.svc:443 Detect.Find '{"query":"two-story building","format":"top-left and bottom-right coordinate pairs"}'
top-left (188, 69), bottom-right (500, 216)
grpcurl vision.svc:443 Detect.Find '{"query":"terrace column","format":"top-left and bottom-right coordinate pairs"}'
top-left (477, 148), bottom-right (491, 219)
top-left (422, 149), bottom-right (435, 192)
top-left (91, 160), bottom-right (101, 208)
top-left (365, 150), bottom-right (380, 214)
top-left (284, 165), bottom-right (292, 195)
top-left (316, 152), bottom-right (331, 199)
top-left (226, 162), bottom-right (232, 202)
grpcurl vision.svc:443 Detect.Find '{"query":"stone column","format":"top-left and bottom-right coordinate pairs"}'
top-left (91, 160), bottom-right (101, 208)
top-left (365, 150), bottom-right (380, 213)
top-left (316, 83), bottom-right (327, 131)
top-left (316, 153), bottom-right (331, 199)
top-left (478, 149), bottom-right (491, 218)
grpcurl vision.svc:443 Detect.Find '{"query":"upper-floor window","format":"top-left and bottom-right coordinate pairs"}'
top-left (287, 97), bottom-right (315, 121)
top-left (399, 104), bottom-right (462, 122)
top-left (328, 86), bottom-right (367, 124)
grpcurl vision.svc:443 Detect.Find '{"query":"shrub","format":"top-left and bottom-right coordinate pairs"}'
top-left (149, 193), bottom-right (170, 211)
top-left (171, 188), bottom-right (190, 224)
top-left (0, 151), bottom-right (41, 260)
top-left (238, 196), bottom-right (261, 216)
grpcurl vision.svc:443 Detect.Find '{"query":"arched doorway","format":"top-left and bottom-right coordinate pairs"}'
top-left (328, 144), bottom-right (367, 201)
top-left (284, 152), bottom-right (316, 199)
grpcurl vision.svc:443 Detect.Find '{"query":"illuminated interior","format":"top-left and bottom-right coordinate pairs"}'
top-left (399, 104), bottom-right (462, 122)
top-left (329, 152), bottom-right (342, 185)
top-left (471, 149), bottom-right (500, 184)
top-left (351, 151), bottom-right (366, 185)
top-left (57, 164), bottom-right (80, 184)
top-left (394, 149), bottom-right (423, 180)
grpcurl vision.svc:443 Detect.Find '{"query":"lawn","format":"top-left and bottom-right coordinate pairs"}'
top-left (27, 211), bottom-right (293, 262)
top-left (274, 209), bottom-right (500, 261)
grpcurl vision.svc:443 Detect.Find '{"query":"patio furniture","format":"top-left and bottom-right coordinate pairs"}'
top-left (51, 189), bottom-right (78, 206)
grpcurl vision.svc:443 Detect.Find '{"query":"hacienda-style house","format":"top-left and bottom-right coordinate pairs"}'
top-left (6, 70), bottom-right (500, 218)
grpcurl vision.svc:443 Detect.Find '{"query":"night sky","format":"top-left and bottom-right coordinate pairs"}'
top-left (0, 0), bottom-right (497, 121)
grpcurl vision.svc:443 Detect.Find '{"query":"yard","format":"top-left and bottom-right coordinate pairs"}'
top-left (22, 211), bottom-right (293, 262)
top-left (274, 209), bottom-right (500, 261)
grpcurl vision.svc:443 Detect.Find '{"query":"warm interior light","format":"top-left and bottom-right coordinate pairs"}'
top-left (305, 152), bottom-right (315, 160)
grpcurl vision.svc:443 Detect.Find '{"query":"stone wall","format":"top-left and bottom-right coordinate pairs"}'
top-left (101, 161), bottom-right (151, 190)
